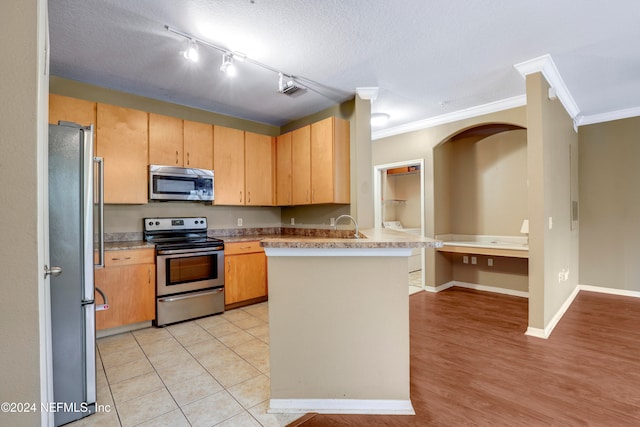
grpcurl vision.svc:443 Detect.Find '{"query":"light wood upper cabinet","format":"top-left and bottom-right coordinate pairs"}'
top-left (148, 113), bottom-right (184, 166)
top-left (96, 103), bottom-right (149, 204)
top-left (213, 126), bottom-right (245, 205)
top-left (184, 120), bottom-right (213, 170)
top-left (311, 116), bottom-right (350, 204)
top-left (49, 94), bottom-right (96, 127)
top-left (276, 132), bottom-right (293, 206)
top-left (214, 127), bottom-right (274, 206)
top-left (291, 125), bottom-right (311, 205)
top-left (149, 114), bottom-right (214, 170)
top-left (245, 132), bottom-right (275, 206)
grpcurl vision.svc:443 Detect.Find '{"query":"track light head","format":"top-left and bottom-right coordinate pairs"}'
top-left (220, 53), bottom-right (236, 77)
top-left (183, 39), bottom-right (199, 62)
top-left (278, 73), bottom-right (306, 96)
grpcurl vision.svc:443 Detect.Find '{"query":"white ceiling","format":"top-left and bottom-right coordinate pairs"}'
top-left (48, 0), bottom-right (640, 136)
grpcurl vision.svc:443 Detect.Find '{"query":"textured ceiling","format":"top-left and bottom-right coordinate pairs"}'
top-left (48, 0), bottom-right (640, 134)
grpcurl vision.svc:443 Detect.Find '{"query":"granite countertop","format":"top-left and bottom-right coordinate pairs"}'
top-left (102, 228), bottom-right (443, 251)
top-left (260, 228), bottom-right (443, 249)
top-left (104, 241), bottom-right (155, 251)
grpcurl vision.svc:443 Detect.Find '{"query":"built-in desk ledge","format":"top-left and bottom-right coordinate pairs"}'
top-left (436, 234), bottom-right (528, 258)
top-left (261, 228), bottom-right (442, 257)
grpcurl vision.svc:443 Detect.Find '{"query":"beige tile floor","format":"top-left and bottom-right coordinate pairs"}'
top-left (408, 270), bottom-right (423, 295)
top-left (70, 276), bottom-right (421, 427)
top-left (68, 302), bottom-right (303, 427)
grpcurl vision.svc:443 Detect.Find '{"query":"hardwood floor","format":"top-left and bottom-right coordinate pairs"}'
top-left (293, 288), bottom-right (640, 426)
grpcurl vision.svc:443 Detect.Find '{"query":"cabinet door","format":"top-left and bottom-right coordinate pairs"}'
top-left (49, 94), bottom-right (96, 127)
top-left (311, 117), bottom-right (350, 204)
top-left (213, 126), bottom-right (245, 205)
top-left (291, 125), bottom-right (311, 205)
top-left (225, 253), bottom-right (267, 306)
top-left (96, 103), bottom-right (149, 204)
top-left (95, 263), bottom-right (155, 330)
top-left (149, 113), bottom-right (183, 166)
top-left (184, 120), bottom-right (213, 170)
top-left (245, 132), bottom-right (275, 206)
top-left (276, 132), bottom-right (292, 206)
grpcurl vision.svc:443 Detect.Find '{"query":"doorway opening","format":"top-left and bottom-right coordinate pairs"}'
top-left (373, 159), bottom-right (426, 293)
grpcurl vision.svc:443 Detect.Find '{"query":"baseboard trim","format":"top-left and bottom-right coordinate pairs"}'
top-left (453, 281), bottom-right (529, 298)
top-left (578, 284), bottom-right (640, 298)
top-left (96, 321), bottom-right (151, 338)
top-left (424, 281), bottom-right (454, 293)
top-left (525, 285), bottom-right (580, 340)
top-left (268, 398), bottom-right (415, 415)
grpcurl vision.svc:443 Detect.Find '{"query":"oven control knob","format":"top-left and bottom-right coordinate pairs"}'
top-left (148, 221), bottom-right (153, 226)
top-left (155, 221), bottom-right (160, 225)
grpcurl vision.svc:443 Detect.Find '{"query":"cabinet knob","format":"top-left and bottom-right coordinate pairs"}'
top-left (248, 192), bottom-right (251, 204)
top-left (239, 191), bottom-right (243, 203)
top-left (175, 150), bottom-right (179, 164)
top-left (186, 152), bottom-right (190, 165)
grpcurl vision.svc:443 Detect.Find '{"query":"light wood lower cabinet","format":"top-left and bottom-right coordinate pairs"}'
top-left (224, 241), bottom-right (267, 307)
top-left (95, 249), bottom-right (155, 330)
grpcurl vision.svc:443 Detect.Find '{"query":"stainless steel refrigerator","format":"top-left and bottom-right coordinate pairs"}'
top-left (48, 122), bottom-right (104, 426)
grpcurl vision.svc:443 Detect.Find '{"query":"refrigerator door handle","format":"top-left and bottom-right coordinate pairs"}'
top-left (95, 287), bottom-right (109, 311)
top-left (94, 156), bottom-right (105, 268)
top-left (44, 265), bottom-right (63, 278)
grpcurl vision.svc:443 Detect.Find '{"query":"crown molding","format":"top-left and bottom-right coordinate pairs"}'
top-left (576, 105), bottom-right (640, 127)
top-left (371, 95), bottom-right (526, 140)
top-left (355, 87), bottom-right (379, 102)
top-left (514, 54), bottom-right (581, 119)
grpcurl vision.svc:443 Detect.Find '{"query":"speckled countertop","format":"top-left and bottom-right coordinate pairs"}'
top-left (104, 241), bottom-right (155, 251)
top-left (260, 228), bottom-right (443, 249)
top-left (102, 228), bottom-right (443, 250)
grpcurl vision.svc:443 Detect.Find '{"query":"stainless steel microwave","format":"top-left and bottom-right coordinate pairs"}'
top-left (149, 165), bottom-right (214, 201)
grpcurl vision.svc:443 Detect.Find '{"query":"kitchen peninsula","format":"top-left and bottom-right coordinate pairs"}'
top-left (261, 229), bottom-right (442, 415)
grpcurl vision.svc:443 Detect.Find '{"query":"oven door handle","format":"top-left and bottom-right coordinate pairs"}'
top-left (157, 247), bottom-right (224, 256)
top-left (158, 288), bottom-right (223, 303)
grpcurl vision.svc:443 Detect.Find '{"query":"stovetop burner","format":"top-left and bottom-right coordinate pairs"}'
top-left (143, 217), bottom-right (224, 251)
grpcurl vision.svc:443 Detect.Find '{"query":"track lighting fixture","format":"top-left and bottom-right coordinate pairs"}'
top-left (278, 73), bottom-right (306, 96)
top-left (220, 53), bottom-right (236, 77)
top-left (183, 39), bottom-right (199, 62)
top-left (166, 25), bottom-right (314, 97)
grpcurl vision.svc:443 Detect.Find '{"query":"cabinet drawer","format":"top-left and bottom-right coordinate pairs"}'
top-left (104, 248), bottom-right (155, 267)
top-left (224, 240), bottom-right (264, 255)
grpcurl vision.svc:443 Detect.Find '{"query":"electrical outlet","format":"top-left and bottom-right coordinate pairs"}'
top-left (290, 217), bottom-right (295, 225)
top-left (463, 256), bottom-right (469, 264)
top-left (548, 216), bottom-right (553, 230)
top-left (237, 218), bottom-right (243, 227)
top-left (471, 256), bottom-right (477, 265)
top-left (488, 258), bottom-right (493, 267)
top-left (330, 217), bottom-right (335, 226)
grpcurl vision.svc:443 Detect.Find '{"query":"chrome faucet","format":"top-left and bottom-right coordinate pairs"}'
top-left (334, 214), bottom-right (359, 238)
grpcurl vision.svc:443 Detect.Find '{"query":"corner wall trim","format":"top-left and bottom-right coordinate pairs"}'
top-left (268, 399), bottom-right (415, 415)
top-left (525, 284), bottom-right (580, 339)
top-left (424, 281), bottom-right (454, 293)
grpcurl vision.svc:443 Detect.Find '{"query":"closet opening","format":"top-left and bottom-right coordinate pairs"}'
top-left (374, 159), bottom-right (425, 294)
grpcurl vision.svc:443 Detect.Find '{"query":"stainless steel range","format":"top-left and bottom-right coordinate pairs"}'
top-left (144, 217), bottom-right (224, 326)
